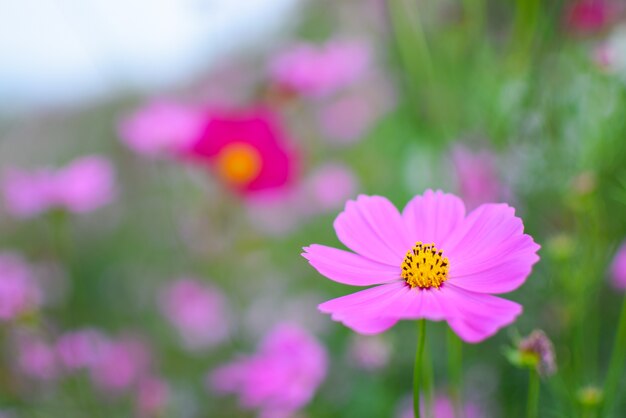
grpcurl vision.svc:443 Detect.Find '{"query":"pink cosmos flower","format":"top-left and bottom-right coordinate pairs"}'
top-left (303, 189), bottom-right (540, 343)
top-left (159, 278), bottom-right (230, 351)
top-left (188, 108), bottom-right (297, 195)
top-left (304, 163), bottom-right (358, 213)
top-left (135, 376), bottom-right (170, 418)
top-left (349, 335), bottom-right (390, 371)
top-left (3, 155), bottom-right (116, 218)
top-left (55, 329), bottom-right (107, 371)
top-left (397, 393), bottom-right (483, 418)
top-left (89, 336), bottom-right (151, 393)
top-left (54, 156), bottom-right (116, 213)
top-left (270, 40), bottom-right (371, 98)
top-left (209, 323), bottom-right (327, 418)
top-left (451, 145), bottom-right (503, 210)
top-left (564, 0), bottom-right (618, 35)
top-left (0, 253), bottom-right (41, 321)
top-left (15, 333), bottom-right (58, 381)
top-left (610, 240), bottom-right (626, 290)
top-left (118, 101), bottom-right (204, 157)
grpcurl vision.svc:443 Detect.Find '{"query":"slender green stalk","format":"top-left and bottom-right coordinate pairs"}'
top-left (414, 320), bottom-right (427, 418)
top-left (447, 328), bottom-right (464, 418)
top-left (509, 0), bottom-right (540, 69)
top-left (601, 295), bottom-right (626, 417)
top-left (526, 369), bottom-right (540, 418)
top-left (422, 343), bottom-right (435, 417)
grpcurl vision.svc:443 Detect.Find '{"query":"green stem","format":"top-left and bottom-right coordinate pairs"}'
top-left (601, 295), bottom-right (626, 417)
top-left (509, 0), bottom-right (540, 69)
top-left (527, 369), bottom-right (540, 418)
top-left (447, 328), bottom-right (464, 418)
top-left (414, 320), bottom-right (427, 418)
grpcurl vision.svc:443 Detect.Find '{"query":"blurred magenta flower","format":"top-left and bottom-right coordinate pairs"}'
top-left (564, 0), bottom-right (617, 34)
top-left (159, 278), bottom-right (230, 351)
top-left (303, 189), bottom-right (540, 343)
top-left (0, 253), bottom-right (41, 321)
top-left (397, 393), bottom-right (483, 418)
top-left (55, 329), bottom-right (107, 371)
top-left (118, 101), bottom-right (204, 157)
top-left (89, 336), bottom-right (151, 393)
top-left (304, 163), bottom-right (358, 213)
top-left (189, 108), bottom-right (297, 195)
top-left (270, 40), bottom-right (371, 98)
top-left (15, 333), bottom-right (58, 381)
top-left (349, 335), bottom-right (390, 371)
top-left (3, 155), bottom-right (116, 218)
top-left (209, 323), bottom-right (327, 418)
top-left (135, 376), bottom-right (170, 418)
top-left (610, 240), bottom-right (626, 290)
top-left (451, 145), bottom-right (503, 210)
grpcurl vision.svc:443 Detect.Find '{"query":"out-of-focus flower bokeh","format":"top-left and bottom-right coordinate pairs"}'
top-left (2, 0), bottom-right (626, 417)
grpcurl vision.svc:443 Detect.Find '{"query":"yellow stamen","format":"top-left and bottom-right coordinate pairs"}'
top-left (215, 142), bottom-right (262, 185)
top-left (401, 242), bottom-right (449, 289)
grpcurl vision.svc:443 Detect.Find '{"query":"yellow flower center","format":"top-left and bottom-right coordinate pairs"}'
top-left (401, 242), bottom-right (449, 289)
top-left (215, 142), bottom-right (262, 185)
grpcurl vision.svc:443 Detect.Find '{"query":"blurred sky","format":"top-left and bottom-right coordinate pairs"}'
top-left (0, 0), bottom-right (302, 112)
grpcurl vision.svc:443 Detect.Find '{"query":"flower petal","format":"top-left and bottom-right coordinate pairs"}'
top-left (333, 195), bottom-right (408, 266)
top-left (302, 245), bottom-right (401, 286)
top-left (443, 285), bottom-right (522, 343)
top-left (445, 203), bottom-right (540, 294)
top-left (402, 189), bottom-right (466, 247)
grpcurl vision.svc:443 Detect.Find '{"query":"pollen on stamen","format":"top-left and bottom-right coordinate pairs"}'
top-left (401, 242), bottom-right (449, 289)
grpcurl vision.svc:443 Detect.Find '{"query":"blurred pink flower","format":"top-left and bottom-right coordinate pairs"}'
top-left (270, 40), bottom-right (371, 98)
top-left (15, 333), bottom-right (58, 381)
top-left (397, 393), bottom-right (483, 418)
top-left (349, 335), bottom-right (390, 371)
top-left (159, 278), bottom-right (230, 351)
top-left (118, 101), bottom-right (204, 157)
top-left (564, 0), bottom-right (618, 35)
top-left (3, 155), bottom-right (116, 218)
top-left (209, 323), bottom-right (327, 418)
top-left (303, 190), bottom-right (540, 343)
top-left (304, 163), bottom-right (358, 213)
top-left (610, 240), bottom-right (626, 290)
top-left (0, 253), bottom-right (41, 321)
top-left (188, 108), bottom-right (297, 196)
top-left (318, 94), bottom-right (376, 144)
top-left (54, 156), bottom-right (116, 213)
top-left (451, 145), bottom-right (503, 211)
top-left (55, 329), bottom-right (107, 371)
top-left (89, 336), bottom-right (151, 393)
top-left (136, 376), bottom-right (170, 418)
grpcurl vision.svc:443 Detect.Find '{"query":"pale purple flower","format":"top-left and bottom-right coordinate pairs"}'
top-left (349, 335), bottom-right (390, 371)
top-left (55, 329), bottom-right (107, 371)
top-left (304, 163), bottom-right (358, 213)
top-left (519, 330), bottom-right (557, 378)
top-left (397, 393), bottom-right (483, 418)
top-left (610, 240), bottom-right (626, 290)
top-left (118, 101), bottom-right (204, 157)
top-left (209, 323), bottom-right (327, 418)
top-left (2, 155), bottom-right (116, 218)
top-left (159, 278), bottom-right (230, 351)
top-left (451, 145), bottom-right (502, 211)
top-left (89, 336), bottom-right (151, 393)
top-left (270, 40), bottom-right (371, 98)
top-left (0, 253), bottom-right (41, 321)
top-left (136, 376), bottom-right (170, 418)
